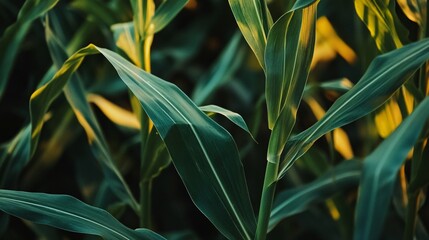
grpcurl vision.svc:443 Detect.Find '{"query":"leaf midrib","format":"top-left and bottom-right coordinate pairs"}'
top-left (101, 49), bottom-right (252, 239)
top-left (0, 196), bottom-right (129, 239)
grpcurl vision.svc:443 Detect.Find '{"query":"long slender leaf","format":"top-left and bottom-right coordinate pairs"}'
top-left (0, 0), bottom-right (58, 100)
top-left (265, 0), bottom-right (317, 128)
top-left (30, 44), bottom-right (256, 239)
top-left (354, 97), bottom-right (429, 240)
top-left (265, 0), bottom-right (318, 162)
top-left (151, 0), bottom-right (189, 33)
top-left (45, 24), bottom-right (139, 211)
top-left (0, 189), bottom-right (164, 240)
top-left (279, 39), bottom-right (429, 179)
top-left (269, 159), bottom-right (361, 232)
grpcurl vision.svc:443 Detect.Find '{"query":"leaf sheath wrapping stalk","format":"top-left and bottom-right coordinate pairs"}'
top-left (265, 1), bottom-right (318, 162)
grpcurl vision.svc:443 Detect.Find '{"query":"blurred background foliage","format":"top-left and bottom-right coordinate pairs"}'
top-left (0, 0), bottom-right (427, 239)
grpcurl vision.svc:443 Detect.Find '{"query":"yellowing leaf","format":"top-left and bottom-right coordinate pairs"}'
top-left (87, 94), bottom-right (140, 130)
top-left (311, 17), bottom-right (357, 68)
top-left (402, 86), bottom-right (415, 114)
top-left (354, 0), bottom-right (404, 52)
top-left (397, 0), bottom-right (426, 26)
top-left (111, 22), bottom-right (140, 67)
top-left (374, 98), bottom-right (402, 138)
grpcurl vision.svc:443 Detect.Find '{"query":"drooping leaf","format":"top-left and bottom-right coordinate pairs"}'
top-left (228, 0), bottom-right (270, 68)
top-left (0, 0), bottom-right (58, 100)
top-left (0, 189), bottom-right (164, 240)
top-left (30, 44), bottom-right (256, 239)
top-left (151, 0), bottom-right (189, 33)
top-left (43, 24), bottom-right (139, 211)
top-left (265, 0), bottom-right (318, 162)
top-left (279, 39), bottom-right (429, 179)
top-left (354, 97), bottom-right (429, 240)
top-left (199, 104), bottom-right (253, 138)
top-left (269, 159), bottom-right (361, 232)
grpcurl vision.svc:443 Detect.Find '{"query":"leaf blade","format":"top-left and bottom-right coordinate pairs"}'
top-left (265, 0), bottom-right (318, 160)
top-left (279, 39), bottom-right (429, 179)
top-left (0, 189), bottom-right (164, 240)
top-left (269, 159), bottom-right (361, 232)
top-left (0, 0), bottom-right (58, 100)
top-left (354, 97), bottom-right (429, 240)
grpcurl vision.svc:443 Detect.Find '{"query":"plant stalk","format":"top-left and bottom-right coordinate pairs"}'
top-left (136, 17), bottom-right (154, 227)
top-left (139, 180), bottom-right (153, 228)
top-left (255, 160), bottom-right (279, 240)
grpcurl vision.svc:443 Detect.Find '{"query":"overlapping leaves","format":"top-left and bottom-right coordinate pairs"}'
top-left (30, 44), bottom-right (256, 239)
top-left (279, 39), bottom-right (429, 178)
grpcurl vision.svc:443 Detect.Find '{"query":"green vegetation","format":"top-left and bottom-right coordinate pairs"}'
top-left (0, 0), bottom-right (428, 239)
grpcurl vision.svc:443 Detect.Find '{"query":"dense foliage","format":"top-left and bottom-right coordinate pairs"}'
top-left (0, 0), bottom-right (428, 239)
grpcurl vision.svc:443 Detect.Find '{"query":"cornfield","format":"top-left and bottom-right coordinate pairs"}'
top-left (0, 0), bottom-right (428, 239)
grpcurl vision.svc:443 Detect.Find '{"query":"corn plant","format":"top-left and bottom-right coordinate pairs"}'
top-left (1, 0), bottom-right (429, 239)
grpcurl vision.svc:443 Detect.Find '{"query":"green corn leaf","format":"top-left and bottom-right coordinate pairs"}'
top-left (44, 24), bottom-right (139, 211)
top-left (354, 97), bottom-right (429, 240)
top-left (354, 0), bottom-right (407, 52)
top-left (279, 39), bottom-right (429, 179)
top-left (0, 125), bottom-right (31, 187)
top-left (269, 159), bottom-right (361, 232)
top-left (0, 0), bottom-right (58, 100)
top-left (151, 0), bottom-right (189, 34)
top-left (192, 32), bottom-right (244, 105)
top-left (0, 189), bottom-right (165, 240)
top-left (265, 0), bottom-right (318, 161)
top-left (199, 104), bottom-right (253, 138)
top-left (30, 45), bottom-right (256, 239)
top-left (130, 0), bottom-right (155, 38)
top-left (228, 0), bottom-right (270, 68)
